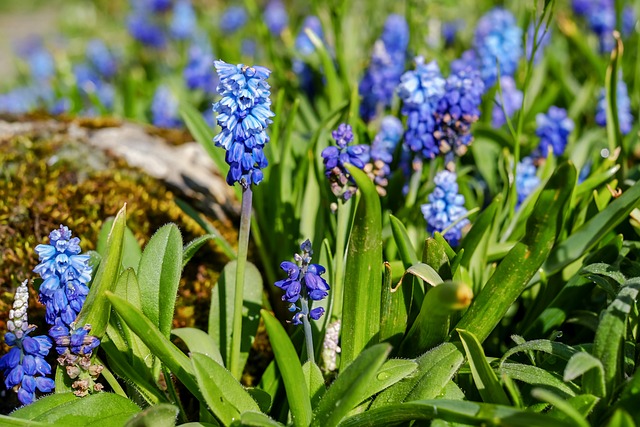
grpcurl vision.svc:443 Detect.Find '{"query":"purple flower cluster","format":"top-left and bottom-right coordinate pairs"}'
top-left (535, 106), bottom-right (574, 157)
top-left (212, 61), bottom-right (275, 187)
top-left (359, 14), bottom-right (410, 121)
top-left (127, 0), bottom-right (197, 47)
top-left (321, 124), bottom-right (370, 201)
top-left (183, 45), bottom-right (218, 95)
top-left (34, 225), bottom-right (93, 326)
top-left (275, 240), bottom-right (329, 325)
top-left (596, 79), bottom-right (634, 135)
top-left (516, 156), bottom-right (541, 207)
top-left (365, 116), bottom-right (404, 196)
top-left (151, 85), bottom-right (182, 128)
top-left (220, 6), bottom-right (248, 34)
top-left (492, 76), bottom-right (522, 128)
top-left (421, 170), bottom-right (469, 246)
top-left (572, 0), bottom-right (636, 53)
top-left (264, 0), bottom-right (288, 35)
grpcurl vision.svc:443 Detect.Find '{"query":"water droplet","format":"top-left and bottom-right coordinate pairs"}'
top-left (377, 372), bottom-right (391, 381)
top-left (600, 148), bottom-right (610, 158)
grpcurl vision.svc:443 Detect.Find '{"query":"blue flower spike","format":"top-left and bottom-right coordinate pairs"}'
top-left (421, 170), bottom-right (470, 246)
top-left (364, 116), bottom-right (403, 196)
top-left (535, 106), bottom-right (574, 158)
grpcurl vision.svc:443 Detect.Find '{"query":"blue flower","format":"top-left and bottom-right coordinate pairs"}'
top-left (184, 45), bottom-right (217, 94)
top-left (359, 14), bottom-right (409, 121)
top-left (492, 76), bottom-right (522, 128)
top-left (526, 22), bottom-right (551, 65)
top-left (572, 0), bottom-right (618, 53)
top-left (212, 61), bottom-right (275, 187)
top-left (596, 79), bottom-right (634, 135)
top-left (0, 281), bottom-right (54, 405)
top-left (15, 38), bottom-right (55, 82)
top-left (295, 16), bottom-right (324, 56)
top-left (127, 8), bottom-right (167, 48)
top-left (535, 106), bottom-right (574, 157)
top-left (443, 20), bottom-right (465, 46)
top-left (170, 0), bottom-right (197, 40)
top-left (433, 67), bottom-right (484, 159)
top-left (421, 170), bottom-right (469, 246)
top-left (220, 6), bottom-right (247, 33)
top-left (473, 8), bottom-right (523, 87)
top-left (366, 116), bottom-right (404, 195)
top-left (0, 86), bottom-right (40, 114)
top-left (275, 240), bottom-right (330, 324)
top-left (74, 63), bottom-right (115, 112)
top-left (321, 124), bottom-right (370, 200)
top-left (33, 226), bottom-right (92, 326)
top-left (264, 0), bottom-right (288, 35)
top-left (86, 39), bottom-right (118, 80)
top-left (151, 85), bottom-right (182, 128)
top-left (49, 321), bottom-right (101, 357)
top-left (516, 156), bottom-right (541, 207)
top-left (398, 57), bottom-right (446, 160)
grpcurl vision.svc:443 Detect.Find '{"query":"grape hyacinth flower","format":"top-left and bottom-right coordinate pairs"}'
top-left (433, 67), bottom-right (484, 160)
top-left (184, 45), bottom-right (217, 94)
top-left (212, 60), bottom-right (275, 187)
top-left (359, 14), bottom-right (410, 121)
top-left (526, 22), bottom-right (551, 65)
top-left (15, 38), bottom-right (55, 82)
top-left (0, 281), bottom-right (55, 405)
top-left (364, 116), bottom-right (403, 196)
top-left (264, 0), bottom-right (288, 35)
top-left (535, 106), bottom-right (574, 157)
top-left (151, 85), bottom-right (182, 128)
top-left (86, 39), bottom-right (118, 80)
top-left (127, 7), bottom-right (167, 48)
top-left (595, 80), bottom-right (634, 135)
top-left (492, 76), bottom-right (522, 128)
top-left (293, 16), bottom-right (324, 94)
top-left (473, 8), bottom-right (523, 87)
top-left (443, 20), bottom-right (465, 46)
top-left (170, 0), bottom-right (197, 40)
top-left (34, 225), bottom-right (92, 326)
top-left (397, 57), bottom-right (446, 160)
top-left (321, 124), bottom-right (371, 201)
top-left (516, 156), bottom-right (541, 207)
top-left (74, 63), bottom-right (115, 113)
top-left (421, 170), bottom-right (470, 246)
top-left (572, 0), bottom-right (616, 53)
top-left (220, 6), bottom-right (247, 34)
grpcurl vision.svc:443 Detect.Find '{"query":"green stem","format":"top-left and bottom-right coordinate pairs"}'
top-left (332, 198), bottom-right (351, 320)
top-left (230, 185), bottom-right (253, 379)
top-left (162, 366), bottom-right (188, 424)
top-left (301, 300), bottom-right (316, 364)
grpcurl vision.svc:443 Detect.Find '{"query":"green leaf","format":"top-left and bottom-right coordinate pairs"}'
top-left (234, 412), bottom-right (284, 427)
top-left (341, 165), bottom-right (383, 369)
top-left (180, 103), bottom-right (227, 180)
top-left (399, 282), bottom-right (473, 357)
top-left (358, 359), bottom-right (418, 403)
top-left (546, 394), bottom-right (599, 425)
top-left (245, 388), bottom-right (272, 414)
top-left (76, 204), bottom-right (127, 338)
top-left (302, 361), bottom-right (326, 407)
top-left (564, 352), bottom-right (606, 397)
top-left (372, 343), bottom-right (464, 407)
top-left (172, 327), bottom-right (224, 366)
top-left (106, 292), bottom-right (202, 401)
top-left (209, 261), bottom-right (263, 369)
top-left (137, 224), bottom-right (183, 338)
top-left (389, 215), bottom-right (420, 266)
top-left (0, 415), bottom-right (51, 426)
top-left (191, 353), bottom-right (260, 426)
top-left (396, 263), bottom-right (444, 288)
top-left (305, 28), bottom-right (342, 109)
top-left (454, 163), bottom-right (576, 343)
top-left (605, 409), bottom-right (636, 427)
top-left (531, 389), bottom-right (590, 427)
top-left (260, 310), bottom-right (312, 427)
top-left (379, 262), bottom-right (407, 347)
top-left (457, 329), bottom-right (510, 405)
top-left (97, 218), bottom-right (141, 271)
top-left (617, 360), bottom-right (640, 420)
top-left (175, 199), bottom-right (236, 260)
top-left (11, 393), bottom-right (141, 426)
top-left (604, 33), bottom-right (623, 154)
top-left (500, 363), bottom-right (578, 398)
top-left (422, 237), bottom-right (453, 280)
top-left (311, 344), bottom-right (391, 427)
top-left (182, 235), bottom-right (218, 269)
top-left (124, 404), bottom-right (179, 427)
top-left (500, 339), bottom-right (579, 366)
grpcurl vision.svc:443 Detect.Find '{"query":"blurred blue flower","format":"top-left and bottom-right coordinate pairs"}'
top-left (275, 240), bottom-right (330, 324)
top-left (127, 10), bottom-right (167, 48)
top-left (86, 39), bottom-right (118, 80)
top-left (15, 38), bottom-right (55, 82)
top-left (264, 0), bottom-right (288, 35)
top-left (0, 86), bottom-right (40, 114)
top-left (492, 76), bottom-right (522, 127)
top-left (184, 45), bottom-right (217, 94)
top-left (220, 6), bottom-right (247, 33)
top-left (170, 0), bottom-right (197, 40)
top-left (516, 156), bottom-right (541, 207)
top-left (0, 281), bottom-right (54, 406)
top-left (34, 225), bottom-right (92, 326)
top-left (295, 16), bottom-right (323, 56)
top-left (145, 0), bottom-right (172, 13)
top-left (526, 22), bottom-right (551, 64)
top-left (398, 57), bottom-right (446, 160)
top-left (359, 14), bottom-right (409, 121)
top-left (572, 0), bottom-right (628, 53)
top-left (212, 61), bottom-right (275, 187)
top-left (321, 124), bottom-right (370, 200)
top-left (367, 116), bottom-right (404, 195)
top-left (74, 63), bottom-right (115, 112)
top-left (535, 106), bottom-right (574, 157)
top-left (473, 8), bottom-right (523, 87)
top-left (151, 85), bottom-right (182, 128)
top-left (433, 67), bottom-right (484, 159)
top-left (421, 170), bottom-right (469, 246)
top-left (596, 79), bottom-right (634, 135)
top-left (242, 39), bottom-right (257, 57)
top-left (443, 20), bottom-right (464, 46)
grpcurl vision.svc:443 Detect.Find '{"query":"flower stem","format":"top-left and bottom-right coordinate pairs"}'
top-left (301, 300), bottom-right (315, 364)
top-left (331, 198), bottom-right (351, 320)
top-left (230, 185), bottom-right (253, 379)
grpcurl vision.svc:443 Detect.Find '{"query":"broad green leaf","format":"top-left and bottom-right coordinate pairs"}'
top-left (311, 344), bottom-right (391, 427)
top-left (0, 415), bottom-right (51, 426)
top-left (564, 352), bottom-right (606, 397)
top-left (454, 163), bottom-right (576, 343)
top-left (341, 165), bottom-right (383, 369)
top-left (339, 399), bottom-right (574, 427)
top-left (357, 359), bottom-right (417, 404)
top-left (106, 292), bottom-right (202, 401)
top-left (137, 224), bottom-right (183, 338)
top-left (422, 237), bottom-right (452, 280)
top-left (97, 218), bottom-right (141, 271)
top-left (500, 363), bottom-right (579, 398)
top-left (500, 339), bottom-right (579, 365)
top-left (389, 215), bottom-right (420, 266)
top-left (399, 282), bottom-right (473, 357)
top-left (546, 394), bottom-right (599, 424)
top-left (173, 327), bottom-right (224, 366)
top-left (574, 165), bottom-right (620, 200)
top-left (531, 389), bottom-right (590, 427)
top-left (11, 393), bottom-right (141, 426)
top-left (457, 329), bottom-right (510, 405)
top-left (209, 261), bottom-right (263, 370)
top-left (395, 263), bottom-right (444, 288)
top-left (617, 361), bottom-right (640, 420)
top-left (302, 361), bottom-right (325, 407)
top-left (379, 262), bottom-right (407, 347)
top-left (605, 409), bottom-right (636, 427)
top-left (124, 404), bottom-right (179, 427)
top-left (246, 388), bottom-right (272, 414)
top-left (604, 33), bottom-right (623, 154)
top-left (182, 235), bottom-right (219, 269)
top-left (260, 310), bottom-right (312, 427)
top-left (372, 343), bottom-right (464, 407)
top-left (233, 412), bottom-right (284, 427)
top-left (76, 204), bottom-right (127, 338)
top-left (191, 353), bottom-right (260, 426)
